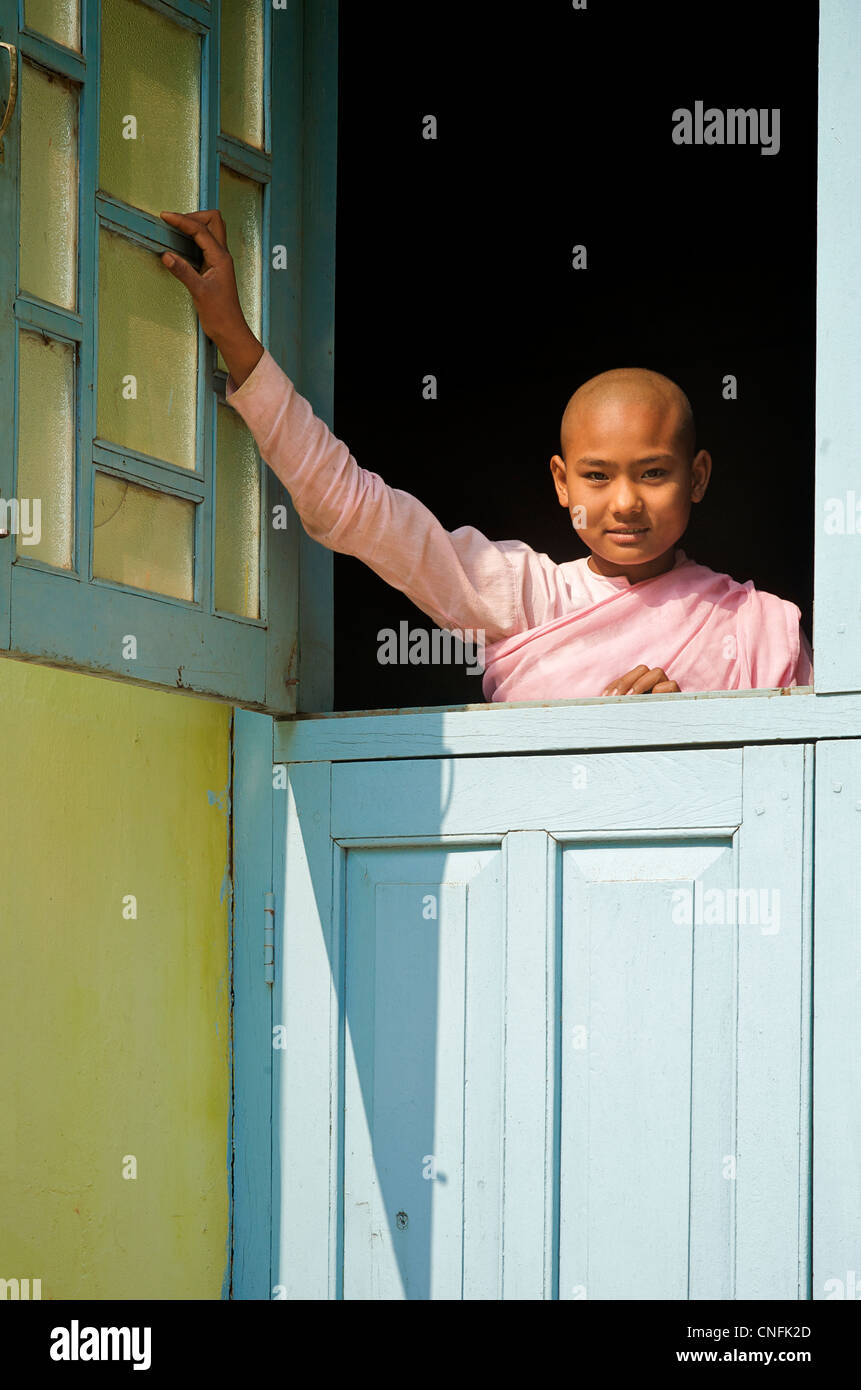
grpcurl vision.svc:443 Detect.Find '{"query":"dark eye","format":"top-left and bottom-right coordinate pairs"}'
top-left (643, 468), bottom-right (667, 478)
top-left (584, 471), bottom-right (607, 481)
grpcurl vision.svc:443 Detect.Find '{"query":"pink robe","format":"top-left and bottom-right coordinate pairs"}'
top-left (482, 549), bottom-right (812, 701)
top-left (226, 349), bottom-right (813, 700)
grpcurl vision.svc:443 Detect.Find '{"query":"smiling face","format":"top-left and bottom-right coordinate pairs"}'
top-left (549, 369), bottom-right (712, 581)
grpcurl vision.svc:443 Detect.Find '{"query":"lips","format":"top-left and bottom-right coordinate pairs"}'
top-left (606, 527), bottom-right (649, 535)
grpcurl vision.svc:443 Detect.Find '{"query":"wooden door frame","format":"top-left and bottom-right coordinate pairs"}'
top-left (228, 0), bottom-right (339, 1297)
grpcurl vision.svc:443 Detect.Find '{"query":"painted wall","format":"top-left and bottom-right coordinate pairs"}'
top-left (0, 656), bottom-right (231, 1299)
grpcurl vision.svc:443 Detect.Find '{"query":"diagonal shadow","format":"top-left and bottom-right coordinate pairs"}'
top-left (272, 711), bottom-right (461, 1299)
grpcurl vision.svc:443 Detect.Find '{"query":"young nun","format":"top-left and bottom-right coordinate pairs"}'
top-left (161, 208), bottom-right (812, 700)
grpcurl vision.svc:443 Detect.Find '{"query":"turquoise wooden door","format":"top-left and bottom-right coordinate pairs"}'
top-left (270, 742), bottom-right (811, 1299)
top-left (0, 0), bottom-right (335, 713)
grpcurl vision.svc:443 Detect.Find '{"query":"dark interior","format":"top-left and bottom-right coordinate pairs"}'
top-left (331, 0), bottom-right (817, 712)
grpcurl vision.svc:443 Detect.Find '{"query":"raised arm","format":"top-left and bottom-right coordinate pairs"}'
top-left (225, 348), bottom-right (530, 640)
top-left (159, 208), bottom-right (538, 642)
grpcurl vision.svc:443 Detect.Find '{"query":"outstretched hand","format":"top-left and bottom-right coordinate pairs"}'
top-left (602, 664), bottom-right (680, 696)
top-left (159, 209), bottom-right (245, 343)
top-left (159, 209), bottom-right (263, 385)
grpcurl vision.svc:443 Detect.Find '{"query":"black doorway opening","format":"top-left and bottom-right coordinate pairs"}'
top-left (331, 0), bottom-right (817, 712)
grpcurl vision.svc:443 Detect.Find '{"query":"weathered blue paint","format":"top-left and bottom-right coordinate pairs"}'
top-left (295, 0), bottom-right (338, 713)
top-left (229, 4), bottom-right (341, 1294)
top-left (1, 0), bottom-right (307, 714)
top-left (265, 0), bottom-right (304, 713)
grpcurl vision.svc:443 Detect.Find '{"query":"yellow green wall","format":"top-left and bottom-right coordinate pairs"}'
top-left (0, 656), bottom-right (232, 1298)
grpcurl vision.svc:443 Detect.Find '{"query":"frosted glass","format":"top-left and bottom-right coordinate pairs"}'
top-left (98, 227), bottom-right (198, 470)
top-left (215, 401), bottom-right (260, 617)
top-left (24, 0), bottom-right (81, 51)
top-left (100, 0), bottom-right (200, 217)
top-left (16, 330), bottom-right (75, 569)
top-left (19, 62), bottom-right (78, 311)
top-left (220, 0), bottom-right (264, 148)
top-left (216, 166), bottom-right (262, 374)
top-left (93, 473), bottom-right (194, 600)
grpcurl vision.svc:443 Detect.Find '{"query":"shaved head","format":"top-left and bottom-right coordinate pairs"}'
top-left (560, 368), bottom-right (696, 466)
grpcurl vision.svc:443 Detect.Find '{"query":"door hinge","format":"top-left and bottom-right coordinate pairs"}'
top-left (264, 891), bottom-right (275, 985)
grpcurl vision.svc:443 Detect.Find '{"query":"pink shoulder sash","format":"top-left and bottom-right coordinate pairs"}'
top-left (480, 556), bottom-right (803, 701)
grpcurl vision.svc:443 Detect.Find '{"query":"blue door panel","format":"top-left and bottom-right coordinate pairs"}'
top-left (344, 847), bottom-right (504, 1299)
top-left (273, 743), bottom-right (812, 1299)
top-left (561, 836), bottom-right (737, 1300)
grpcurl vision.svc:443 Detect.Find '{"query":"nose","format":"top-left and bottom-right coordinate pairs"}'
top-left (609, 480), bottom-right (644, 516)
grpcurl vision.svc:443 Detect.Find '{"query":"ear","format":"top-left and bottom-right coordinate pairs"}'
top-left (550, 453), bottom-right (569, 506)
top-left (690, 448), bottom-right (712, 502)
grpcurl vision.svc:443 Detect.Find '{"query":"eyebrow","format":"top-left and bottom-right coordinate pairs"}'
top-left (575, 454), bottom-right (678, 467)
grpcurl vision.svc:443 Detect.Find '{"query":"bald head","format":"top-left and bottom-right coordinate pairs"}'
top-left (560, 367), bottom-right (696, 466)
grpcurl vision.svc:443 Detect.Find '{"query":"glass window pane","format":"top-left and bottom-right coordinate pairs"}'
top-left (19, 61), bottom-right (78, 311)
top-left (215, 401), bottom-right (260, 618)
top-left (220, 0), bottom-right (264, 148)
top-left (97, 227), bottom-right (198, 470)
top-left (217, 165), bottom-right (262, 375)
top-left (93, 472), bottom-right (194, 601)
top-left (24, 0), bottom-right (81, 51)
top-left (100, 0), bottom-right (200, 217)
top-left (16, 329), bottom-right (75, 569)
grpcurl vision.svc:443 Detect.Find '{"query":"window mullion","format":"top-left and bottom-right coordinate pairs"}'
top-left (198, 0), bottom-right (218, 617)
top-left (92, 442), bottom-right (206, 501)
top-left (79, 0), bottom-right (98, 587)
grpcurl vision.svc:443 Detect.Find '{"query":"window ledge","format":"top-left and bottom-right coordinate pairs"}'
top-left (271, 685), bottom-right (861, 764)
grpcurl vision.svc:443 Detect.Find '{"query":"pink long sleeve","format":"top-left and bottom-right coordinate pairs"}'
top-left (225, 348), bottom-right (540, 642)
